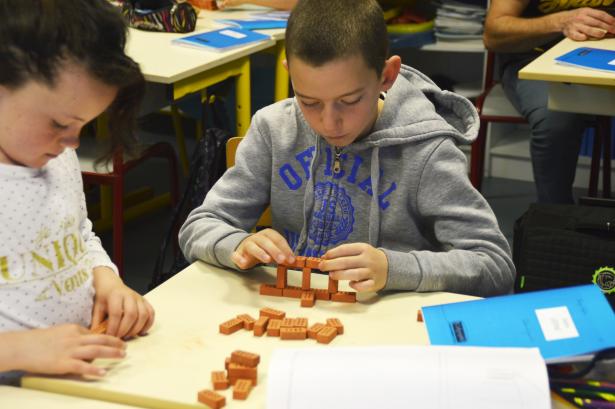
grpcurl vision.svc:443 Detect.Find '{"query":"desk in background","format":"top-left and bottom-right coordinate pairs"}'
top-left (519, 37), bottom-right (615, 117)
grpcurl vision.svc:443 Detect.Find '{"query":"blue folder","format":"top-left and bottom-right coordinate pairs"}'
top-left (555, 47), bottom-right (615, 73)
top-left (215, 18), bottom-right (287, 30)
top-left (422, 284), bottom-right (615, 363)
top-left (172, 27), bottom-right (270, 52)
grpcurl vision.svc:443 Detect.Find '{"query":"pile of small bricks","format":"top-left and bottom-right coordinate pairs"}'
top-left (197, 350), bottom-right (261, 408)
top-left (219, 307), bottom-right (344, 344)
top-left (260, 256), bottom-right (356, 307)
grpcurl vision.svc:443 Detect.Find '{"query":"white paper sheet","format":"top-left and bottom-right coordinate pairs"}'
top-left (267, 345), bottom-right (550, 409)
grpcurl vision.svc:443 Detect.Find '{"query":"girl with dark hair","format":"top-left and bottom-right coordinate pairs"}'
top-left (0, 0), bottom-right (154, 383)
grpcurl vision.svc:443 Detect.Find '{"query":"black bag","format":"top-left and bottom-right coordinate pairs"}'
top-left (513, 203), bottom-right (615, 307)
top-left (149, 126), bottom-right (232, 289)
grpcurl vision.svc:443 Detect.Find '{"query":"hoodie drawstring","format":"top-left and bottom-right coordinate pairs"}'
top-left (295, 137), bottom-right (319, 254)
top-left (368, 147), bottom-right (381, 247)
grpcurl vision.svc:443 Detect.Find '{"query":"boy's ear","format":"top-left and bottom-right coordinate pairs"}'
top-left (283, 59), bottom-right (289, 72)
top-left (380, 55), bottom-right (401, 92)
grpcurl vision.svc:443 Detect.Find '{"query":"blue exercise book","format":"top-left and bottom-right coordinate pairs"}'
top-left (215, 18), bottom-right (287, 30)
top-left (172, 28), bottom-right (270, 52)
top-left (422, 284), bottom-right (615, 363)
top-left (555, 47), bottom-right (615, 73)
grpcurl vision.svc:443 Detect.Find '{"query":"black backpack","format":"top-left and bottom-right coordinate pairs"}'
top-left (513, 202), bottom-right (615, 307)
top-left (149, 126), bottom-right (233, 290)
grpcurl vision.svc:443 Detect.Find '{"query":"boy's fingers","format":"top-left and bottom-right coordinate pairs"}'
top-left (329, 268), bottom-right (368, 282)
top-left (105, 294), bottom-right (124, 337)
top-left (323, 243), bottom-right (364, 259)
top-left (350, 279), bottom-right (375, 292)
top-left (263, 230), bottom-right (295, 261)
top-left (244, 240), bottom-right (272, 264)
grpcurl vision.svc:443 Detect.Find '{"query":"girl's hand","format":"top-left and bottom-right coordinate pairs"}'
top-left (232, 228), bottom-right (295, 270)
top-left (319, 243), bottom-right (388, 292)
top-left (2, 325), bottom-right (125, 377)
top-left (91, 267), bottom-right (155, 339)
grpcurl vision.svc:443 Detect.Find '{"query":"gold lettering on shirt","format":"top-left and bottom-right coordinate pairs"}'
top-left (1, 231), bottom-right (86, 284)
top-left (36, 269), bottom-right (90, 301)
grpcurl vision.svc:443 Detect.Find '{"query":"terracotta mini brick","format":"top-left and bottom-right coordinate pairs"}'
top-left (260, 284), bottom-right (283, 297)
top-left (307, 323), bottom-right (325, 339)
top-left (316, 326), bottom-right (337, 344)
top-left (280, 327), bottom-right (307, 340)
top-left (211, 371), bottom-right (229, 390)
top-left (228, 363), bottom-right (257, 385)
top-left (231, 350), bottom-right (260, 367)
top-left (267, 319), bottom-right (282, 336)
top-left (281, 318), bottom-right (294, 328)
top-left (293, 317), bottom-right (308, 328)
top-left (219, 318), bottom-right (244, 335)
top-left (276, 265), bottom-right (287, 289)
top-left (326, 318), bottom-right (344, 335)
top-left (90, 320), bottom-right (108, 334)
top-left (233, 379), bottom-right (253, 400)
top-left (330, 291), bottom-right (356, 303)
top-left (197, 390), bottom-right (225, 409)
top-left (301, 267), bottom-right (311, 290)
top-left (327, 277), bottom-right (339, 293)
top-left (300, 291), bottom-right (315, 307)
top-left (253, 316), bottom-right (269, 336)
top-left (305, 257), bottom-right (321, 269)
top-left (417, 310), bottom-right (423, 322)
top-left (314, 288), bottom-right (330, 300)
top-left (293, 255), bottom-right (306, 269)
top-left (236, 314), bottom-right (256, 330)
top-left (282, 286), bottom-right (303, 298)
top-left (260, 307), bottom-right (285, 320)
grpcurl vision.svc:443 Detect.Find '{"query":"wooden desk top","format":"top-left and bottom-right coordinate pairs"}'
top-left (0, 385), bottom-right (136, 409)
top-left (126, 11), bottom-right (278, 84)
top-left (22, 262), bottom-right (475, 409)
top-left (519, 37), bottom-right (615, 87)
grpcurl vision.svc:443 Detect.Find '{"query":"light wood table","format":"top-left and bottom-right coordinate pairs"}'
top-left (22, 261), bottom-right (476, 409)
top-left (0, 385), bottom-right (136, 409)
top-left (519, 37), bottom-right (615, 116)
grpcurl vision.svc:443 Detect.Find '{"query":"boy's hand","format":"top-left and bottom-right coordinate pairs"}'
top-left (91, 267), bottom-right (155, 339)
top-left (6, 325), bottom-right (125, 377)
top-left (232, 228), bottom-right (295, 270)
top-left (319, 243), bottom-right (388, 292)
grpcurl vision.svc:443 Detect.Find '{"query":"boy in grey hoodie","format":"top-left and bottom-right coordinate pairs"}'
top-left (179, 0), bottom-right (515, 297)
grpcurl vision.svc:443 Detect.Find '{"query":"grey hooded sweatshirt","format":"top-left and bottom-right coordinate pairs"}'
top-left (179, 64), bottom-right (515, 297)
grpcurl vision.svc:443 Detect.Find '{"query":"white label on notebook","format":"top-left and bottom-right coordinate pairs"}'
top-left (535, 306), bottom-right (580, 341)
top-left (220, 29), bottom-right (246, 39)
top-left (609, 58), bottom-right (615, 66)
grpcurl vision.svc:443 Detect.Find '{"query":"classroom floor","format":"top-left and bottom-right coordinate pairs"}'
top-left (97, 111), bottom-right (587, 294)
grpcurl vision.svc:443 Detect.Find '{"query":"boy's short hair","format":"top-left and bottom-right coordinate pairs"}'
top-left (285, 0), bottom-right (389, 75)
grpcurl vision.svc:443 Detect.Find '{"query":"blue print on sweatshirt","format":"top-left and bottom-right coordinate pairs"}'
top-left (308, 182), bottom-right (354, 246)
top-left (279, 146), bottom-right (398, 209)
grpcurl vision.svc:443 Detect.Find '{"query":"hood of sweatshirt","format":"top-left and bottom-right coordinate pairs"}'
top-left (294, 64), bottom-right (480, 254)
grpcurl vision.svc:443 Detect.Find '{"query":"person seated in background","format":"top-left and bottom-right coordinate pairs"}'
top-left (484, 0), bottom-right (615, 204)
top-left (217, 0), bottom-right (297, 10)
top-left (179, 0), bottom-right (515, 297)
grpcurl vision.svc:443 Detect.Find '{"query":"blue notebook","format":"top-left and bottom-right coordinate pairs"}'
top-left (215, 18), bottom-right (287, 30)
top-left (555, 47), bottom-right (615, 73)
top-left (172, 28), bottom-right (270, 52)
top-left (422, 284), bottom-right (615, 363)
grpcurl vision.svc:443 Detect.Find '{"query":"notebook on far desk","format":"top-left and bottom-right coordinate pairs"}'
top-left (555, 47), bottom-right (615, 73)
top-left (172, 27), bottom-right (270, 52)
